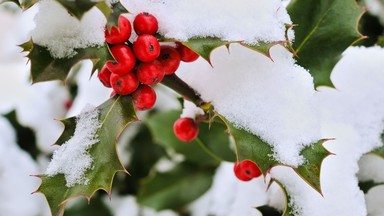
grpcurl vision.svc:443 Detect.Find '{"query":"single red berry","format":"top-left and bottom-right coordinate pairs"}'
top-left (176, 42), bottom-right (199, 62)
top-left (106, 45), bottom-right (136, 75)
top-left (158, 45), bottom-right (181, 75)
top-left (64, 99), bottom-right (72, 110)
top-left (105, 15), bottom-right (132, 44)
top-left (110, 72), bottom-right (139, 95)
top-left (133, 12), bottom-right (158, 35)
top-left (133, 34), bottom-right (160, 62)
top-left (173, 117), bottom-right (199, 142)
top-left (136, 60), bottom-right (164, 85)
top-left (132, 85), bottom-right (156, 111)
top-left (233, 160), bottom-right (262, 181)
top-left (98, 66), bottom-right (112, 88)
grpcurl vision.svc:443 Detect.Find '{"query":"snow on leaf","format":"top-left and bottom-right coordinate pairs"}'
top-left (219, 115), bottom-right (332, 194)
top-left (22, 40), bottom-right (113, 83)
top-left (287, 0), bottom-right (365, 87)
top-left (34, 95), bottom-right (137, 216)
top-left (137, 162), bottom-right (214, 211)
top-left (56, 0), bottom-right (102, 19)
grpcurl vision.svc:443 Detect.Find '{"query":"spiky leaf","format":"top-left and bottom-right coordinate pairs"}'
top-left (104, 1), bottom-right (128, 31)
top-left (241, 41), bottom-right (287, 60)
top-left (287, 0), bottom-right (365, 87)
top-left (146, 110), bottom-right (235, 166)
top-left (35, 95), bottom-right (137, 216)
top-left (137, 163), bottom-right (214, 211)
top-left (293, 139), bottom-right (332, 193)
top-left (220, 116), bottom-right (331, 193)
top-left (56, 0), bottom-right (101, 19)
top-left (22, 40), bottom-right (113, 83)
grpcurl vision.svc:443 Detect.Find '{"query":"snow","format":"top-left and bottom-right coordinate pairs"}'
top-left (358, 155), bottom-right (384, 183)
top-left (180, 100), bottom-right (204, 119)
top-left (31, 0), bottom-right (106, 59)
top-left (121, 0), bottom-right (292, 44)
top-left (269, 46), bottom-right (384, 216)
top-left (178, 44), bottom-right (322, 166)
top-left (45, 104), bottom-right (101, 187)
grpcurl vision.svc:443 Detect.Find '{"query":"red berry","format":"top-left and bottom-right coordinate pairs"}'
top-left (158, 46), bottom-right (181, 75)
top-left (173, 118), bottom-right (199, 142)
top-left (132, 85), bottom-right (156, 111)
top-left (133, 12), bottom-right (158, 35)
top-left (136, 60), bottom-right (164, 85)
top-left (233, 160), bottom-right (262, 181)
top-left (106, 45), bottom-right (136, 75)
top-left (133, 34), bottom-right (160, 63)
top-left (98, 66), bottom-right (112, 88)
top-left (105, 15), bottom-right (132, 44)
top-left (110, 72), bottom-right (139, 95)
top-left (176, 42), bottom-right (199, 62)
top-left (110, 90), bottom-right (116, 98)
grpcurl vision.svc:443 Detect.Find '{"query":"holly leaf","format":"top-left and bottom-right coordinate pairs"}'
top-left (102, 1), bottom-right (128, 31)
top-left (219, 116), bottom-right (331, 194)
top-left (21, 40), bottom-right (113, 83)
top-left (56, 0), bottom-right (101, 19)
top-left (178, 37), bottom-right (231, 65)
top-left (287, 0), bottom-right (365, 87)
top-left (64, 193), bottom-right (113, 216)
top-left (34, 95), bottom-right (137, 216)
top-left (146, 110), bottom-right (235, 166)
top-left (272, 180), bottom-right (295, 216)
top-left (241, 41), bottom-right (287, 61)
top-left (137, 162), bottom-right (214, 211)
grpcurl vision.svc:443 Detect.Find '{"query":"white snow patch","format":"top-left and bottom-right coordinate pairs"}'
top-left (45, 104), bottom-right (101, 187)
top-left (180, 100), bottom-right (204, 119)
top-left (358, 155), bottom-right (384, 183)
top-left (178, 44), bottom-right (321, 166)
top-left (31, 0), bottom-right (106, 59)
top-left (365, 0), bottom-right (384, 25)
top-left (270, 46), bottom-right (384, 216)
top-left (121, 0), bottom-right (292, 44)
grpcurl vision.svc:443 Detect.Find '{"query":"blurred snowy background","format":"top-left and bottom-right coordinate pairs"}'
top-left (1, 0), bottom-right (384, 216)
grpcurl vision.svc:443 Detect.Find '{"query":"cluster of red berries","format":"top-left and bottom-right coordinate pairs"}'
top-left (233, 160), bottom-right (262, 181)
top-left (98, 12), bottom-right (199, 111)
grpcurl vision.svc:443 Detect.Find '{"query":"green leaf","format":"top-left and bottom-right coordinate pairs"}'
top-left (3, 110), bottom-right (39, 159)
top-left (241, 41), bottom-right (286, 60)
top-left (273, 180), bottom-right (295, 216)
top-left (219, 116), bottom-right (331, 193)
top-left (137, 163), bottom-right (214, 211)
top-left (358, 180), bottom-right (384, 194)
top-left (105, 1), bottom-right (128, 31)
top-left (23, 40), bottom-right (113, 83)
top-left (179, 37), bottom-right (231, 64)
top-left (56, 0), bottom-right (100, 19)
top-left (35, 95), bottom-right (137, 216)
top-left (146, 110), bottom-right (235, 166)
top-left (116, 124), bottom-right (167, 195)
top-left (293, 139), bottom-right (332, 194)
top-left (287, 0), bottom-right (365, 87)
top-left (65, 193), bottom-right (113, 216)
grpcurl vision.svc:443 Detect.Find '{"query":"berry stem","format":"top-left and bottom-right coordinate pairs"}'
top-left (161, 74), bottom-right (205, 107)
